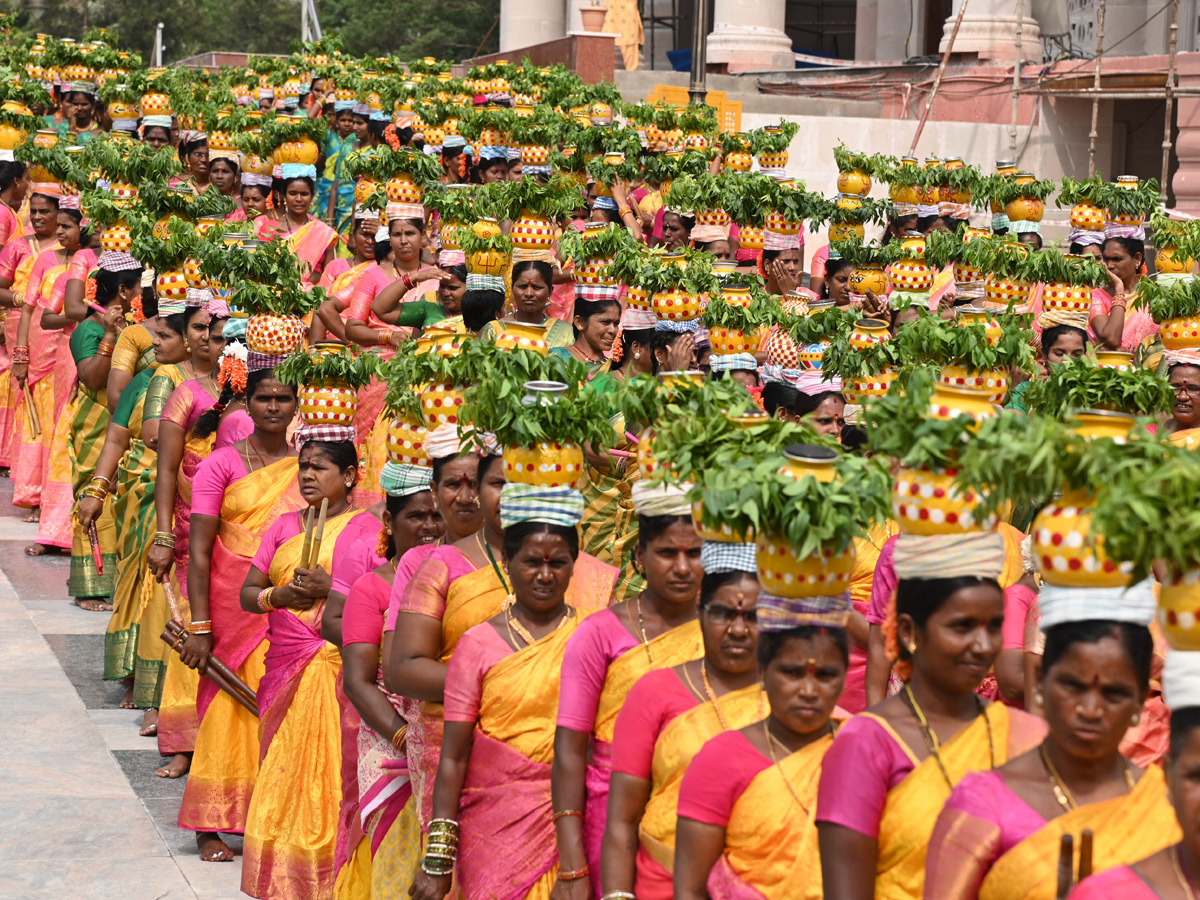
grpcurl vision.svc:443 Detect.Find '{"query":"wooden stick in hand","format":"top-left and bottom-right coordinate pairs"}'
top-left (307, 497), bottom-right (329, 568)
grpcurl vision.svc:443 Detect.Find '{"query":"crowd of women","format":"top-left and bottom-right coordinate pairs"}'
top-left (3, 28), bottom-right (1200, 900)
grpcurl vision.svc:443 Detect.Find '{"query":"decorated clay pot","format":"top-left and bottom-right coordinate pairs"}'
top-left (503, 442), bottom-right (584, 488)
top-left (939, 365), bottom-right (1008, 404)
top-left (756, 533), bottom-right (856, 599)
top-left (737, 225), bottom-right (764, 251)
top-left (719, 283), bottom-right (753, 308)
top-left (519, 144), bottom-right (550, 166)
top-left (1161, 317), bottom-right (1200, 350)
top-left (246, 314), bottom-right (307, 355)
top-left (850, 265), bottom-right (888, 296)
top-left (493, 322), bottom-right (549, 355)
top-left (1032, 488), bottom-right (1132, 588)
top-left (890, 183), bottom-right (920, 206)
top-left (927, 382), bottom-right (998, 423)
top-left (778, 445), bottom-right (837, 483)
top-left (1071, 409), bottom-right (1137, 441)
top-left (156, 269), bottom-right (188, 303)
top-left (695, 208), bottom-right (730, 228)
top-left (1159, 569), bottom-right (1200, 651)
top-left (100, 223), bottom-right (132, 254)
top-left (829, 221), bottom-right (865, 243)
top-left (724, 149), bottom-right (753, 172)
top-left (1156, 245), bottom-right (1194, 274)
top-left (890, 257), bottom-right (934, 292)
top-left (299, 382), bottom-right (358, 428)
top-left (893, 467), bottom-right (992, 535)
top-left (420, 381), bottom-right (465, 425)
top-left (466, 247), bottom-right (509, 277)
top-left (511, 210), bottom-right (557, 251)
top-left (765, 210), bottom-right (803, 235)
top-left (985, 274), bottom-right (1034, 309)
top-left (183, 257), bottom-right (207, 289)
top-left (275, 137), bottom-right (320, 166)
top-left (1094, 350), bottom-right (1134, 370)
top-left (954, 307), bottom-right (1002, 345)
top-left (763, 327), bottom-right (801, 368)
top-left (385, 172), bottom-right (423, 204)
top-left (1005, 196), bottom-right (1045, 223)
top-left (438, 220), bottom-right (465, 251)
top-left (849, 318), bottom-right (889, 351)
top-left (709, 326), bottom-right (758, 355)
top-left (757, 150), bottom-right (788, 169)
top-left (837, 168), bottom-right (871, 196)
top-left (636, 426), bottom-right (661, 478)
top-left (652, 289), bottom-right (701, 322)
top-left (1070, 202), bottom-right (1107, 232)
top-left (139, 90), bottom-right (172, 116)
top-left (691, 499), bottom-right (752, 543)
top-left (108, 180), bottom-right (138, 206)
top-left (849, 367), bottom-right (899, 401)
top-left (0, 102), bottom-right (31, 150)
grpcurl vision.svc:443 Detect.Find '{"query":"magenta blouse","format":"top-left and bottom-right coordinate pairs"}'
top-left (556, 608), bottom-right (639, 733)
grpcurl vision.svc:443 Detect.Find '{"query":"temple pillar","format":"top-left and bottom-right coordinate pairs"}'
top-left (1172, 53), bottom-right (1200, 215)
top-left (939, 0), bottom-right (1042, 61)
top-left (707, 0), bottom-right (794, 73)
top-left (499, 0), bottom-right (566, 53)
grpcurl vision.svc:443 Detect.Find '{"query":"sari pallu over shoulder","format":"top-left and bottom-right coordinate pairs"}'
top-left (458, 621), bottom-right (583, 900)
top-left (871, 703), bottom-right (1045, 900)
top-left (976, 766), bottom-right (1180, 900)
top-left (707, 734), bottom-right (835, 900)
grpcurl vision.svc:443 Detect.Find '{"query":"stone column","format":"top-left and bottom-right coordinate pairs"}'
top-left (1172, 53), bottom-right (1200, 215)
top-left (707, 0), bottom-right (794, 73)
top-left (499, 0), bottom-right (566, 53)
top-left (939, 0), bottom-right (1042, 61)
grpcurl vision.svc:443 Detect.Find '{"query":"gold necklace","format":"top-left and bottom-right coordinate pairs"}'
top-left (1172, 846), bottom-right (1200, 900)
top-left (904, 683), bottom-right (993, 791)
top-left (763, 718), bottom-right (831, 815)
top-left (504, 605), bottom-right (573, 649)
top-left (634, 592), bottom-right (654, 663)
top-left (1040, 742), bottom-right (1137, 814)
top-left (699, 660), bottom-right (766, 732)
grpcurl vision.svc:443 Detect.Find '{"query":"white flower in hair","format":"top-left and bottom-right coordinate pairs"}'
top-left (222, 340), bottom-right (248, 364)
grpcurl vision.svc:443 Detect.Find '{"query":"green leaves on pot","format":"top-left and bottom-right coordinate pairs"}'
top-left (1098, 178), bottom-right (1161, 219)
top-left (343, 146), bottom-right (442, 186)
top-left (642, 149), bottom-right (714, 186)
top-left (196, 231), bottom-right (324, 316)
top-left (483, 174), bottom-right (584, 221)
top-left (457, 106), bottom-right (517, 142)
top-left (1134, 276), bottom-right (1200, 321)
top-left (722, 172), bottom-right (778, 228)
top-left (84, 140), bottom-right (180, 186)
top-left (830, 238), bottom-right (906, 269)
top-left (601, 242), bottom-right (657, 288)
top-left (832, 144), bottom-right (895, 178)
top-left (276, 344), bottom-right (385, 391)
top-left (894, 313), bottom-right (1035, 374)
top-left (422, 184), bottom-right (478, 223)
top-left (457, 226), bottom-right (513, 257)
top-left (820, 327), bottom-right (907, 382)
top-left (665, 173), bottom-right (737, 214)
top-left (128, 212), bottom-right (198, 274)
top-left (616, 375), bottom-right (754, 435)
top-left (880, 161), bottom-right (937, 190)
top-left (701, 289), bottom-right (779, 332)
top-left (674, 104), bottom-right (719, 138)
top-left (747, 122), bottom-right (799, 156)
top-left (1057, 174), bottom-right (1108, 208)
top-left (860, 367), bottom-right (979, 470)
top-left (809, 194), bottom-right (890, 227)
top-left (507, 106), bottom-right (569, 148)
top-left (982, 174), bottom-right (1057, 205)
top-left (1016, 249), bottom-right (1112, 288)
top-left (557, 223), bottom-right (636, 266)
top-left (633, 247), bottom-right (717, 295)
top-left (1150, 213), bottom-right (1200, 259)
top-left (586, 152), bottom-right (641, 188)
top-left (1025, 355), bottom-right (1174, 418)
top-left (785, 305), bottom-right (857, 346)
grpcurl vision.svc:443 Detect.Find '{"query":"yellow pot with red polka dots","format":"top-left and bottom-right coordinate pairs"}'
top-left (708, 326), bottom-right (758, 356)
top-left (1161, 317), bottom-right (1200, 351)
top-left (756, 534), bottom-right (856, 599)
top-left (246, 314), bottom-right (307, 356)
top-left (503, 442), bottom-right (584, 488)
top-left (889, 258), bottom-right (933, 292)
top-left (691, 499), bottom-right (752, 543)
top-left (1032, 488), bottom-right (1132, 588)
top-left (493, 322), bottom-right (549, 355)
top-left (1160, 569), bottom-right (1200, 651)
top-left (511, 211), bottom-right (557, 251)
top-left (420, 381), bottom-right (465, 426)
top-left (939, 365), bottom-right (1008, 404)
top-left (156, 269), bottom-right (188, 303)
top-left (1040, 281), bottom-right (1089, 315)
top-left (386, 417), bottom-right (430, 467)
top-left (757, 150), bottom-right (788, 169)
top-left (626, 286), bottom-right (652, 311)
top-left (892, 467), bottom-right (993, 535)
top-left (847, 367), bottom-right (899, 402)
top-left (298, 382), bottom-right (358, 428)
top-left (100, 223), bottom-right (132, 254)
top-left (737, 225), bottom-right (764, 251)
top-left (652, 289), bottom-right (700, 322)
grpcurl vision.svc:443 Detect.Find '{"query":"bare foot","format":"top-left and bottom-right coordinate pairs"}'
top-left (25, 543), bottom-right (63, 556)
top-left (74, 597), bottom-right (113, 612)
top-left (139, 708), bottom-right (159, 736)
top-left (197, 831), bottom-right (235, 862)
top-left (21, 507), bottom-right (40, 523)
top-left (120, 678), bottom-right (136, 709)
top-left (156, 752), bottom-right (191, 778)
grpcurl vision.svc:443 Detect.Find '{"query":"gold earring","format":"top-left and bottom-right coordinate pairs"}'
top-left (907, 642), bottom-right (916, 654)
top-left (634, 350), bottom-right (640, 360)
top-left (1034, 689), bottom-right (1044, 706)
top-left (1131, 712), bottom-right (1141, 726)
top-left (1075, 704), bottom-right (1084, 714)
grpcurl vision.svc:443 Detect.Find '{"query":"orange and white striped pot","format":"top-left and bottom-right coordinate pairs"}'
top-left (652, 289), bottom-right (701, 322)
top-left (709, 326), bottom-right (758, 355)
top-left (1161, 317), bottom-right (1200, 350)
top-left (156, 270), bottom-right (188, 303)
top-left (299, 382), bottom-right (359, 428)
top-left (1032, 488), bottom-right (1132, 588)
top-left (893, 467), bottom-right (992, 535)
top-left (1160, 569), bottom-right (1200, 651)
top-left (420, 381), bottom-right (465, 426)
top-left (511, 211), bottom-right (557, 251)
top-left (246, 314), bottom-right (307, 355)
top-left (503, 442), bottom-right (584, 488)
top-left (386, 417), bottom-right (430, 467)
top-left (756, 534), bottom-right (856, 599)
top-left (439, 221), bottom-right (464, 251)
top-left (939, 365), bottom-right (1008, 404)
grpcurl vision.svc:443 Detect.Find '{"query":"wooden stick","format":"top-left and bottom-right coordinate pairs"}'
top-left (160, 621), bottom-right (259, 717)
top-left (23, 384), bottom-right (40, 438)
top-left (299, 507), bottom-right (315, 570)
top-left (307, 497), bottom-right (329, 568)
top-left (163, 577), bottom-right (184, 625)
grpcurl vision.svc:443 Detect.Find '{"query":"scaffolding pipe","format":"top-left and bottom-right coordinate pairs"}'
top-left (1010, 0), bottom-right (1024, 160)
top-left (1163, 0), bottom-right (1181, 202)
top-left (909, 0), bottom-right (969, 156)
top-left (1088, 0), bottom-right (1107, 176)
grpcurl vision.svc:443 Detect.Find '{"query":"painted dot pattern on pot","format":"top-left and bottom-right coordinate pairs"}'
top-left (1032, 503), bottom-right (1134, 587)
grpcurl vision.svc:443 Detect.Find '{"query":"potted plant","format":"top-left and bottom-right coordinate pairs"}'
top-left (638, 248), bottom-right (717, 322)
top-left (719, 131), bottom-right (754, 172)
top-left (558, 222), bottom-right (635, 287)
top-left (1134, 276), bottom-right (1200, 348)
top-left (748, 121), bottom-right (799, 169)
top-left (277, 344), bottom-right (384, 429)
top-left (775, 305), bottom-right (857, 372)
top-left (586, 148), bottom-right (641, 199)
top-left (1058, 175), bottom-right (1109, 232)
top-left (508, 106), bottom-right (568, 167)
top-left (983, 173), bottom-right (1056, 223)
top-left (820, 319), bottom-right (906, 400)
top-left (459, 105), bottom-right (517, 149)
top-left (763, 178), bottom-right (814, 236)
top-left (942, 163), bottom-right (984, 207)
top-left (0, 81), bottom-right (50, 152)
top-left (1149, 212), bottom-right (1200, 276)
top-left (720, 171), bottom-right (774, 251)
top-left (898, 312), bottom-right (1035, 404)
top-left (487, 174), bottom-right (582, 251)
top-left (82, 189), bottom-right (134, 254)
top-left (344, 146), bottom-right (442, 205)
top-left (665, 172), bottom-right (735, 229)
top-left (1100, 176), bottom-right (1161, 227)
top-left (1025, 354), bottom-right (1174, 419)
top-left (701, 287), bottom-right (778, 356)
top-left (84, 140), bottom-right (181, 200)
top-left (954, 235), bottom-right (1033, 309)
top-left (603, 242), bottom-right (657, 309)
top-left (675, 104), bottom-right (720, 149)
top-left (832, 144), bottom-right (894, 196)
top-left (880, 159), bottom-right (934, 207)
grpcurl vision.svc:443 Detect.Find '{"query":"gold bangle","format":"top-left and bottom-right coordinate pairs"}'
top-left (391, 725), bottom-right (407, 750)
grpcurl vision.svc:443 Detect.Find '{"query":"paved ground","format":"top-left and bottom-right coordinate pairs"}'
top-left (0, 481), bottom-right (245, 900)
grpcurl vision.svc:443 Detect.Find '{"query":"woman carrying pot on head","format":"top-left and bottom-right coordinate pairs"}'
top-left (177, 366), bottom-right (304, 864)
top-left (817, 532), bottom-right (1046, 900)
top-left (173, 132), bottom-right (212, 195)
top-left (602, 543), bottom-right (764, 900)
top-left (925, 585), bottom-right (1178, 899)
top-left (208, 153), bottom-right (240, 200)
top-left (674, 593), bottom-right (852, 900)
top-left (1090, 232), bottom-right (1158, 353)
top-left (479, 260), bottom-right (575, 350)
top-left (238, 438), bottom-right (374, 900)
top-left (1165, 350), bottom-right (1200, 450)
top-left (254, 168), bottom-right (338, 287)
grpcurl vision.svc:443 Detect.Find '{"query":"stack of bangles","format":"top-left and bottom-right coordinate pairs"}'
top-left (256, 586), bottom-right (276, 612)
top-left (10, 291), bottom-right (24, 308)
top-left (152, 530), bottom-right (176, 549)
top-left (421, 818), bottom-right (458, 876)
top-left (96, 340), bottom-right (115, 357)
top-left (11, 345), bottom-right (29, 364)
top-left (549, 810), bottom-right (589, 881)
top-left (79, 474), bottom-right (110, 502)
top-left (186, 619), bottom-right (212, 635)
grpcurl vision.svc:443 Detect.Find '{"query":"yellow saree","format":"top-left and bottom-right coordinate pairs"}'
top-left (977, 766), bottom-right (1180, 900)
top-left (710, 733), bottom-right (836, 900)
top-left (639, 684), bottom-right (766, 874)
